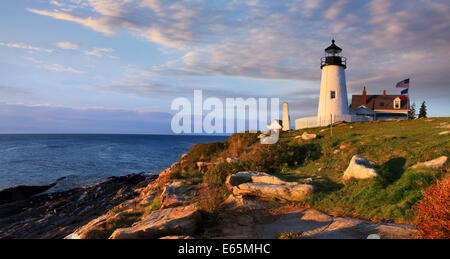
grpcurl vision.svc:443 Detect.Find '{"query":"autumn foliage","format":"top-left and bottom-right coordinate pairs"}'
top-left (413, 173), bottom-right (450, 239)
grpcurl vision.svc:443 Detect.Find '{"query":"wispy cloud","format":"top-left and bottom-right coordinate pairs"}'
top-left (56, 41), bottom-right (80, 50)
top-left (25, 56), bottom-right (86, 74)
top-left (25, 0), bottom-right (450, 100)
top-left (42, 63), bottom-right (86, 74)
top-left (56, 41), bottom-right (116, 58)
top-left (0, 42), bottom-right (53, 53)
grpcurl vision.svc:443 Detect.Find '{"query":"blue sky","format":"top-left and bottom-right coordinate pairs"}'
top-left (0, 0), bottom-right (449, 133)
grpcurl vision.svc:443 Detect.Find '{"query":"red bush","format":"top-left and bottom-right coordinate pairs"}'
top-left (413, 174), bottom-right (450, 239)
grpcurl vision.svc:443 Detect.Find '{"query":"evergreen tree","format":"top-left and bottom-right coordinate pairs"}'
top-left (418, 101), bottom-right (427, 118)
top-left (408, 102), bottom-right (416, 120)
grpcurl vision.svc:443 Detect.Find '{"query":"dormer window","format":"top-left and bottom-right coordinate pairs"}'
top-left (393, 97), bottom-right (401, 109)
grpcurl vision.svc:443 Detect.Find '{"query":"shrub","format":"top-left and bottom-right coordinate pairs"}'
top-left (197, 185), bottom-right (229, 215)
top-left (188, 142), bottom-right (226, 162)
top-left (242, 142), bottom-right (319, 174)
top-left (278, 232), bottom-right (303, 239)
top-left (225, 132), bottom-right (259, 157)
top-left (412, 174), bottom-right (449, 239)
top-left (196, 185), bottom-right (229, 238)
top-left (143, 197), bottom-right (161, 216)
top-left (203, 161), bottom-right (251, 187)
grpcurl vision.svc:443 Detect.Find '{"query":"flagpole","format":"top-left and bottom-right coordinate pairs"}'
top-left (406, 78), bottom-right (410, 119)
top-left (408, 78), bottom-right (411, 119)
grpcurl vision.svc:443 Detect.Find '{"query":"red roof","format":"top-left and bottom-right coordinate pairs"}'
top-left (350, 95), bottom-right (408, 110)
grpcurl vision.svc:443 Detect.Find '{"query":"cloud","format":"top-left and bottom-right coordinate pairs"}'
top-left (0, 42), bottom-right (53, 53)
top-left (27, 8), bottom-right (115, 35)
top-left (56, 41), bottom-right (116, 58)
top-left (0, 101), bottom-right (172, 134)
top-left (57, 41), bottom-right (80, 50)
top-left (43, 63), bottom-right (86, 73)
top-left (25, 0), bottom-right (450, 101)
top-left (24, 56), bottom-right (85, 73)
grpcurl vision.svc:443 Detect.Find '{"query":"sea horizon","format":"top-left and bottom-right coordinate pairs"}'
top-left (0, 134), bottom-right (229, 191)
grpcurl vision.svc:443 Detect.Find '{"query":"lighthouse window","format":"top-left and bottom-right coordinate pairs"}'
top-left (330, 91), bottom-right (336, 99)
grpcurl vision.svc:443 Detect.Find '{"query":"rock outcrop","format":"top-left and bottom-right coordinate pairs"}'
top-left (226, 172), bottom-right (314, 202)
top-left (226, 157), bottom-right (238, 163)
top-left (159, 235), bottom-right (195, 239)
top-left (343, 155), bottom-right (379, 181)
top-left (411, 156), bottom-right (448, 169)
top-left (0, 184), bottom-right (56, 205)
top-left (0, 173), bottom-right (150, 239)
top-left (226, 171), bottom-right (296, 187)
top-left (109, 204), bottom-right (201, 239)
top-left (232, 183), bottom-right (314, 202)
top-left (160, 181), bottom-right (198, 208)
top-left (65, 210), bottom-right (136, 239)
top-left (301, 132), bottom-right (317, 140)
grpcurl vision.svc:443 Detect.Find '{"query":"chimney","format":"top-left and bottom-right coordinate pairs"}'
top-left (383, 90), bottom-right (386, 96)
top-left (362, 86), bottom-right (367, 105)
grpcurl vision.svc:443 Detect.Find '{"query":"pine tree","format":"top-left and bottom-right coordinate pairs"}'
top-left (418, 101), bottom-right (427, 118)
top-left (408, 102), bottom-right (416, 120)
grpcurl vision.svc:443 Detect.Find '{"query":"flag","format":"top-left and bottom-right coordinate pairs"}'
top-left (401, 88), bottom-right (408, 94)
top-left (396, 78), bottom-right (409, 88)
top-left (400, 95), bottom-right (408, 101)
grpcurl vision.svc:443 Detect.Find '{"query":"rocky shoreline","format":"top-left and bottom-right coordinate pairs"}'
top-left (3, 148), bottom-right (440, 239)
top-left (62, 158), bottom-right (416, 239)
top-left (0, 173), bottom-right (155, 239)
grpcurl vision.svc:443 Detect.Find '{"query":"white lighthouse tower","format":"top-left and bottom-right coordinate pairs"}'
top-left (317, 39), bottom-right (349, 125)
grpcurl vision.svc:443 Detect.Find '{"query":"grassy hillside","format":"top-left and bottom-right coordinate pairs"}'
top-left (176, 117), bottom-right (449, 223)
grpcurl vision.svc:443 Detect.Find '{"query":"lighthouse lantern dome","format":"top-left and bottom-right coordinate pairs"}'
top-left (324, 39), bottom-right (342, 55)
top-left (321, 39), bottom-right (346, 69)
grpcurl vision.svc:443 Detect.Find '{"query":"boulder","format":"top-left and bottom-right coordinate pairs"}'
top-left (109, 204), bottom-right (201, 239)
top-left (160, 182), bottom-right (198, 208)
top-left (231, 183), bottom-right (313, 202)
top-left (226, 171), bottom-right (297, 188)
top-left (65, 210), bottom-right (131, 239)
top-left (437, 124), bottom-right (450, 129)
top-left (411, 156), bottom-right (448, 169)
top-left (301, 132), bottom-right (317, 140)
top-left (343, 155), bottom-right (379, 181)
top-left (226, 172), bottom-right (313, 202)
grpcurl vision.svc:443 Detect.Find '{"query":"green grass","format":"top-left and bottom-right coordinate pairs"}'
top-left (142, 197), bottom-right (162, 216)
top-left (176, 118), bottom-right (450, 223)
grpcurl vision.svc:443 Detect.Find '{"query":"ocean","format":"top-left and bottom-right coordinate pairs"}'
top-left (0, 134), bottom-right (228, 191)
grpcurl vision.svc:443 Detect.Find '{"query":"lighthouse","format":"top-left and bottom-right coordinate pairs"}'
top-left (317, 39), bottom-right (349, 125)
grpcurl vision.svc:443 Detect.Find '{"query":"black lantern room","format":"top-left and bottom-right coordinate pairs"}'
top-left (320, 39), bottom-right (347, 69)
